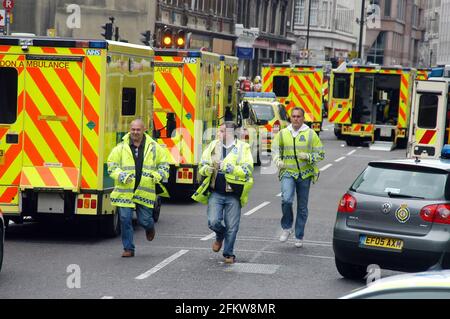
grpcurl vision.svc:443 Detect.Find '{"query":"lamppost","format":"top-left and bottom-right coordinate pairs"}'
top-left (358, 0), bottom-right (366, 59)
top-left (306, 0), bottom-right (312, 64)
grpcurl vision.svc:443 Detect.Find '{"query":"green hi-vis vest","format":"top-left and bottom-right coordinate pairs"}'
top-left (192, 139), bottom-right (254, 207)
top-left (107, 133), bottom-right (170, 209)
top-left (272, 127), bottom-right (325, 183)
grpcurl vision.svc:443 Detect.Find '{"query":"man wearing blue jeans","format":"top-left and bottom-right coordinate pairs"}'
top-left (272, 108), bottom-right (324, 248)
top-left (192, 122), bottom-right (254, 264)
top-left (108, 119), bottom-right (169, 257)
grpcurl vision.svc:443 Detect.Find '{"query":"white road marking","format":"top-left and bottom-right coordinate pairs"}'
top-left (200, 233), bottom-right (216, 241)
top-left (320, 164), bottom-right (333, 172)
top-left (245, 201), bottom-right (271, 216)
top-left (335, 157), bottom-right (346, 163)
top-left (101, 296), bottom-right (114, 299)
top-left (347, 150), bottom-right (357, 156)
top-left (135, 250), bottom-right (189, 280)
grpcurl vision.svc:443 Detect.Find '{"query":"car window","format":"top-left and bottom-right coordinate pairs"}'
top-left (278, 105), bottom-right (288, 121)
top-left (351, 165), bottom-right (448, 200)
top-left (252, 104), bottom-right (275, 121)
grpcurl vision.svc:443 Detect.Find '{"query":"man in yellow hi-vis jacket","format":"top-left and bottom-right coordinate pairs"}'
top-left (192, 122), bottom-right (254, 264)
top-left (108, 119), bottom-right (170, 258)
top-left (272, 108), bottom-right (325, 248)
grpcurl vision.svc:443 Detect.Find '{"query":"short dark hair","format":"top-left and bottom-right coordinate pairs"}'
top-left (221, 121), bottom-right (237, 130)
top-left (291, 107), bottom-right (305, 117)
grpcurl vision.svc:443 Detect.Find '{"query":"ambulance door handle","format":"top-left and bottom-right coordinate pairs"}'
top-left (6, 134), bottom-right (19, 145)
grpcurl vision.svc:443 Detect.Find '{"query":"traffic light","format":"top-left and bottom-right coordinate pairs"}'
top-left (175, 30), bottom-right (186, 49)
top-left (141, 30), bottom-right (151, 46)
top-left (161, 27), bottom-right (173, 48)
top-left (101, 22), bottom-right (113, 40)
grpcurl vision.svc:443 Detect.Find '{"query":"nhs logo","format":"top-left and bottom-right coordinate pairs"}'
top-left (183, 57), bottom-right (197, 64)
top-left (87, 49), bottom-right (101, 56)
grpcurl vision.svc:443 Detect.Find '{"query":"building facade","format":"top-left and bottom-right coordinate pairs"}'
top-left (10, 0), bottom-right (157, 45)
top-left (439, 0), bottom-right (450, 64)
top-left (365, 0), bottom-right (425, 67)
top-left (291, 0), bottom-right (361, 64)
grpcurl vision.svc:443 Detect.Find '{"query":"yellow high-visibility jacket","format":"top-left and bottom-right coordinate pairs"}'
top-left (107, 133), bottom-right (170, 209)
top-left (192, 139), bottom-right (254, 207)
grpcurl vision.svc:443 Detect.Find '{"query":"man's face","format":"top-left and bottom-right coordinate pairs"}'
top-left (130, 121), bottom-right (145, 142)
top-left (219, 125), bottom-right (235, 144)
top-left (291, 110), bottom-right (304, 127)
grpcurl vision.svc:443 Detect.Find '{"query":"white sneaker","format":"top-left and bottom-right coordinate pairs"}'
top-left (279, 229), bottom-right (292, 243)
top-left (295, 239), bottom-right (303, 248)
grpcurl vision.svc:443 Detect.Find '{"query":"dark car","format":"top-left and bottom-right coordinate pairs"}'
top-left (333, 158), bottom-right (450, 280)
top-left (0, 210), bottom-right (4, 272)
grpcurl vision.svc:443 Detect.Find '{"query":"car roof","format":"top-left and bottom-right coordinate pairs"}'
top-left (341, 270), bottom-right (450, 299)
top-left (370, 158), bottom-right (450, 172)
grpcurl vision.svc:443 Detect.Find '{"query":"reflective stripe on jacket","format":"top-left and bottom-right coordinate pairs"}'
top-left (272, 128), bottom-right (325, 183)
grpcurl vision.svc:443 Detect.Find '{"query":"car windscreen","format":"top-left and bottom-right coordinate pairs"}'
top-left (252, 104), bottom-right (276, 121)
top-left (350, 164), bottom-right (448, 200)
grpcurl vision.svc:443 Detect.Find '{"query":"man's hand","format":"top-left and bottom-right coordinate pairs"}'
top-left (125, 174), bottom-right (135, 184)
top-left (297, 152), bottom-right (310, 161)
top-left (276, 159), bottom-right (285, 170)
top-left (151, 172), bottom-right (162, 183)
top-left (119, 172), bottom-right (134, 184)
top-left (205, 165), bottom-right (215, 176)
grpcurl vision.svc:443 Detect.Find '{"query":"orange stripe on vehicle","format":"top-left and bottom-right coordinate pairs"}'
top-left (83, 98), bottom-right (100, 135)
top-left (263, 70), bottom-right (273, 84)
top-left (401, 76), bottom-right (409, 88)
top-left (294, 77), bottom-right (317, 112)
top-left (24, 93), bottom-right (76, 167)
top-left (24, 132), bottom-right (45, 167)
top-left (42, 48), bottom-right (58, 54)
top-left (85, 58), bottom-right (101, 94)
top-left (291, 86), bottom-right (313, 116)
top-left (0, 128), bottom-right (7, 140)
top-left (0, 46), bottom-right (11, 52)
top-left (82, 139), bottom-right (98, 174)
top-left (183, 65), bottom-right (197, 92)
top-left (64, 168), bottom-right (80, 187)
top-left (37, 168), bottom-right (60, 187)
top-left (329, 111), bottom-right (340, 123)
top-left (69, 48), bottom-right (85, 55)
top-left (341, 111), bottom-right (350, 123)
top-left (54, 67), bottom-right (83, 110)
top-left (26, 68), bottom-right (81, 148)
top-left (303, 75), bottom-right (322, 115)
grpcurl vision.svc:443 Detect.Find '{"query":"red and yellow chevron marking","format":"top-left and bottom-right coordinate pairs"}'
top-left (20, 167), bottom-right (79, 190)
top-left (416, 129), bottom-right (437, 145)
top-left (323, 78), bottom-right (329, 102)
top-left (352, 124), bottom-right (374, 134)
top-left (398, 73), bottom-right (411, 129)
top-left (328, 101), bottom-right (351, 124)
top-left (417, 70), bottom-right (429, 81)
top-left (0, 186), bottom-right (19, 205)
top-left (0, 46), bottom-right (101, 195)
top-left (262, 66), bottom-right (290, 94)
top-left (153, 57), bottom-right (196, 165)
top-left (289, 70), bottom-right (322, 122)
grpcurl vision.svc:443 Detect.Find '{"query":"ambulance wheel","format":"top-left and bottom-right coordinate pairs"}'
top-left (153, 197), bottom-right (162, 223)
top-left (101, 210), bottom-right (121, 238)
top-left (3, 217), bottom-right (9, 232)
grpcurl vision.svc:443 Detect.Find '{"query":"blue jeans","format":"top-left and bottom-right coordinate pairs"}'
top-left (119, 205), bottom-right (154, 252)
top-left (207, 192), bottom-right (242, 258)
top-left (281, 175), bottom-right (312, 240)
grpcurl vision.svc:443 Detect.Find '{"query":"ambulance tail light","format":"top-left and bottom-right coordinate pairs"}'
top-left (338, 193), bottom-right (357, 214)
top-left (91, 200), bottom-right (97, 210)
top-left (77, 199), bottom-right (84, 209)
top-left (178, 171), bottom-right (183, 179)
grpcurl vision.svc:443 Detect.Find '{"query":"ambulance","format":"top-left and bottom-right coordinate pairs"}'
top-left (152, 50), bottom-right (239, 198)
top-left (0, 36), bottom-right (157, 237)
top-left (407, 77), bottom-right (450, 159)
top-left (262, 63), bottom-right (325, 132)
top-left (329, 65), bottom-right (415, 150)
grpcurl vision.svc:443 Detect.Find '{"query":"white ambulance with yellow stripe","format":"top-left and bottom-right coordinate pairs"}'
top-left (0, 36), bottom-right (155, 237)
top-left (407, 78), bottom-right (450, 159)
top-left (152, 49), bottom-right (239, 199)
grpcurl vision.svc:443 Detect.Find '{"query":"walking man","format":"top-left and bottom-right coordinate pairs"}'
top-left (108, 119), bottom-right (170, 257)
top-left (272, 108), bottom-right (324, 248)
top-left (192, 122), bottom-right (254, 264)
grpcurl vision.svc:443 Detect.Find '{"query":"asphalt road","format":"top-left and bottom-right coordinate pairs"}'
top-left (0, 121), bottom-right (406, 299)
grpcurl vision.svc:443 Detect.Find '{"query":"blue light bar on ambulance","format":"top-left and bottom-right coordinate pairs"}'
top-left (430, 67), bottom-right (444, 78)
top-left (89, 41), bottom-right (108, 49)
top-left (244, 92), bottom-right (277, 99)
top-left (442, 145), bottom-right (450, 159)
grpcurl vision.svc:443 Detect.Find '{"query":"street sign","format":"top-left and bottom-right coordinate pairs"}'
top-left (0, 9), bottom-right (5, 27)
top-left (3, 0), bottom-right (14, 11)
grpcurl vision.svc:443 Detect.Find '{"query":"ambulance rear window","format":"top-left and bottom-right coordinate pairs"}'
top-left (122, 88), bottom-right (136, 116)
top-left (273, 76), bottom-right (289, 97)
top-left (0, 67), bottom-right (18, 124)
top-left (418, 94), bottom-right (438, 129)
top-left (333, 73), bottom-right (351, 99)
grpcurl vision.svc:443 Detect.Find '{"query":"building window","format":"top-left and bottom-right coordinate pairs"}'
top-left (367, 31), bottom-right (386, 65)
top-left (397, 0), bottom-right (406, 21)
top-left (321, 1), bottom-right (329, 28)
top-left (310, 0), bottom-right (319, 26)
top-left (294, 0), bottom-right (306, 25)
top-left (0, 67), bottom-right (18, 125)
top-left (384, 0), bottom-right (391, 17)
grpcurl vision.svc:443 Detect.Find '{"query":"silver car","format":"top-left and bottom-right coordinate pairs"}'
top-left (333, 158), bottom-right (450, 280)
